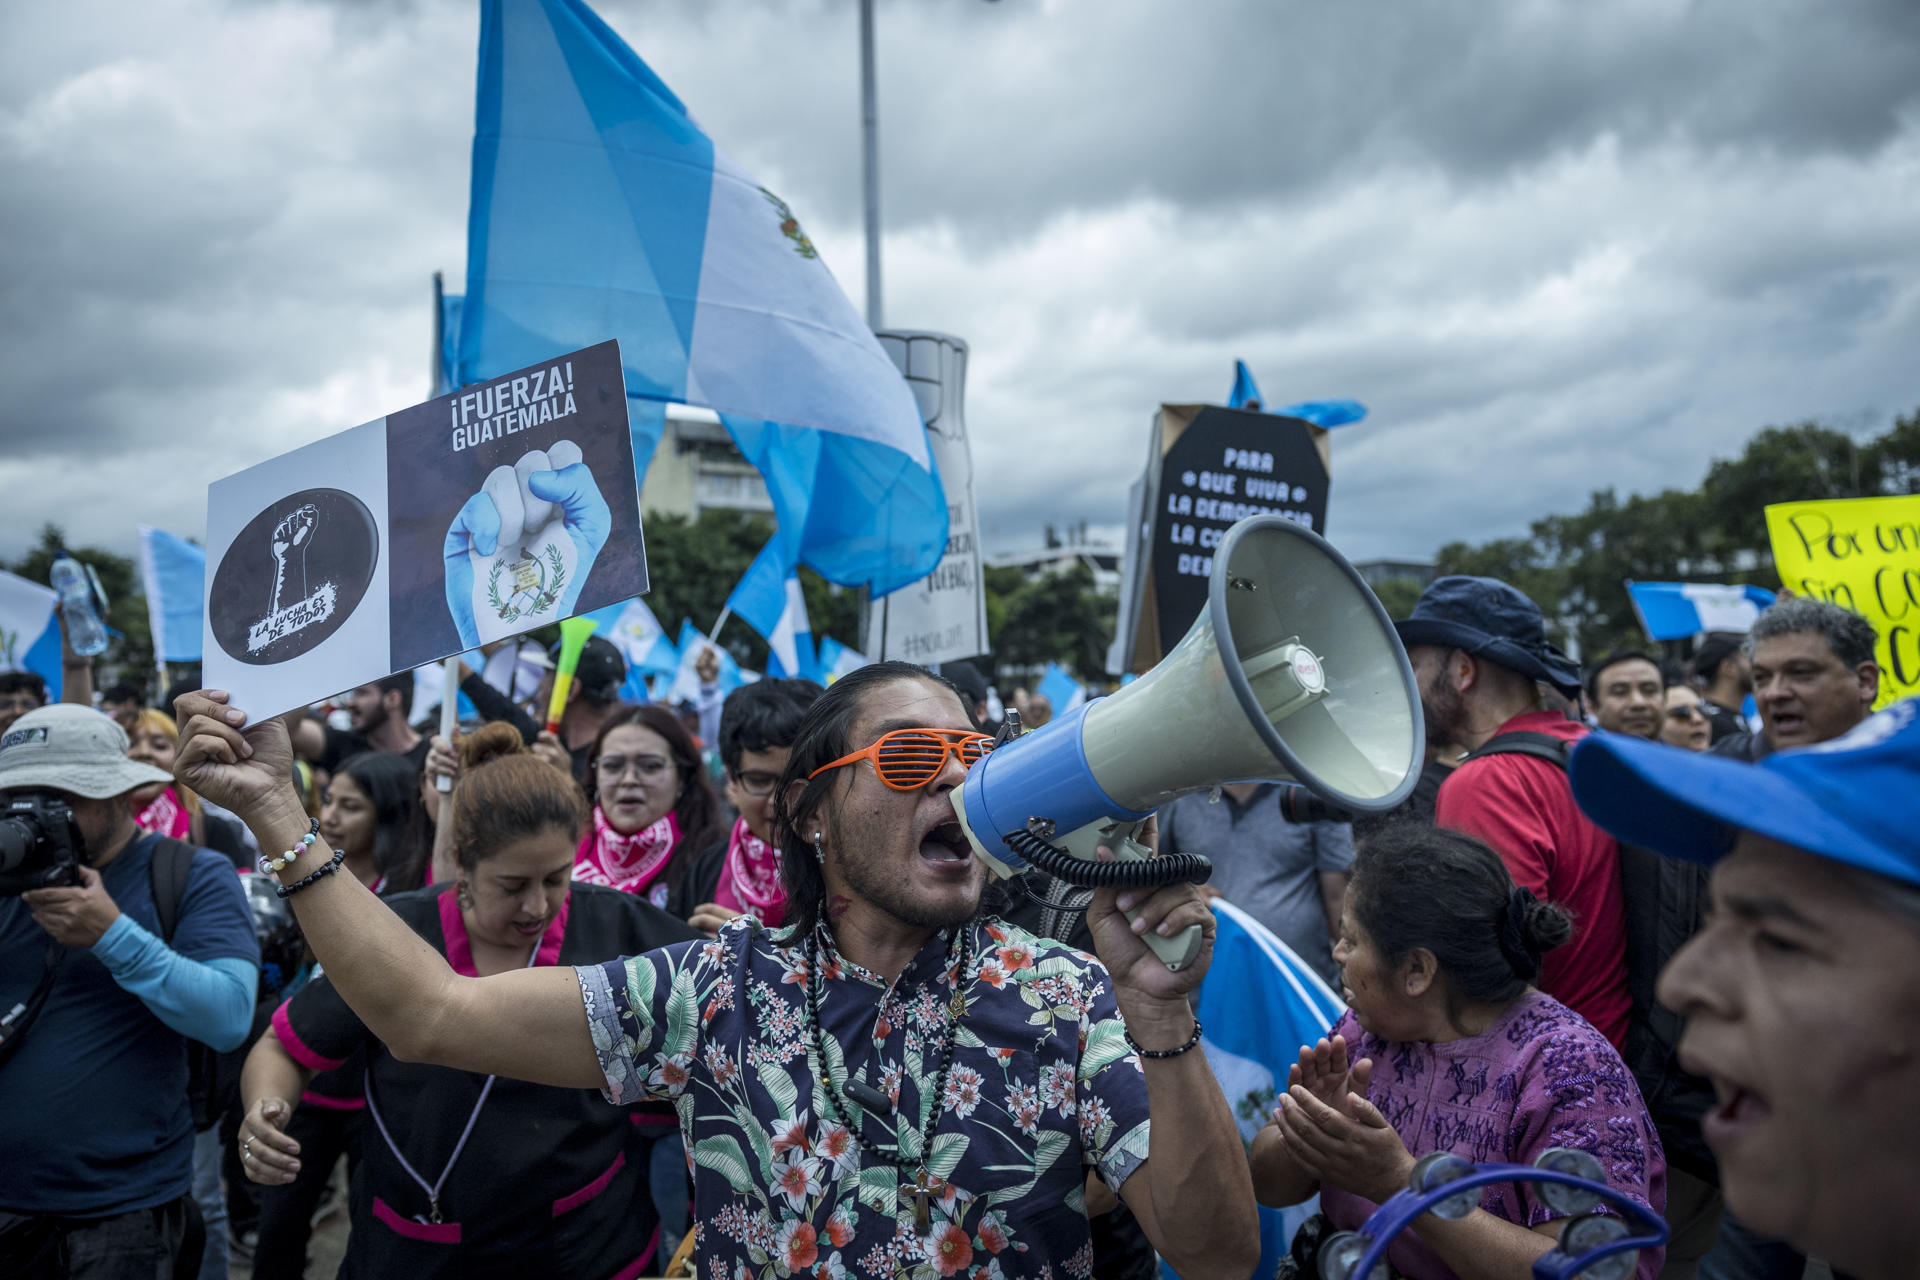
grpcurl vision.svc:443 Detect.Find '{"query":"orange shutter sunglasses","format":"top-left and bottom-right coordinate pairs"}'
top-left (809, 727), bottom-right (994, 791)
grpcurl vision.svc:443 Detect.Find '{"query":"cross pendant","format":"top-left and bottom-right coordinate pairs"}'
top-left (900, 1168), bottom-right (934, 1234)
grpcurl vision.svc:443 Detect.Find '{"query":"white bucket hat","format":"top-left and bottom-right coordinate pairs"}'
top-left (0, 705), bottom-right (175, 799)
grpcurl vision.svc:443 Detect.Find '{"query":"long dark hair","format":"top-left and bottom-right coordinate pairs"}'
top-left (586, 704), bottom-right (722, 890)
top-left (333, 751), bottom-right (431, 892)
top-left (771, 662), bottom-right (975, 938)
top-left (449, 722), bottom-right (587, 871)
top-left (1349, 822), bottom-right (1572, 1016)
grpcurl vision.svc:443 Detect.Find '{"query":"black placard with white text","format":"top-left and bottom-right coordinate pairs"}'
top-left (1148, 407), bottom-right (1329, 647)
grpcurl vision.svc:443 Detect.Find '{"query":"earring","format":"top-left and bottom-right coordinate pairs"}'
top-left (457, 882), bottom-right (474, 911)
top-left (811, 833), bottom-right (825, 865)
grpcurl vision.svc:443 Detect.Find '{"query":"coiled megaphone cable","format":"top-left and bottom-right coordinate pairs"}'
top-left (1001, 828), bottom-right (1213, 889)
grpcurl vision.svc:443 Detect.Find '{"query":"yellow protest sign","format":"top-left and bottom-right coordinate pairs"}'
top-left (1765, 494), bottom-right (1920, 708)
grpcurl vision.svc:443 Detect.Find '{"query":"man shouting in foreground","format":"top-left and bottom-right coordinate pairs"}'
top-left (175, 662), bottom-right (1260, 1278)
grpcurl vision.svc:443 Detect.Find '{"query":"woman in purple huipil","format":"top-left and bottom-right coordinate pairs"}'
top-left (1252, 824), bottom-right (1666, 1280)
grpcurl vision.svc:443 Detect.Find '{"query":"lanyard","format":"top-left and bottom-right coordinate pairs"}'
top-left (363, 936), bottom-right (540, 1224)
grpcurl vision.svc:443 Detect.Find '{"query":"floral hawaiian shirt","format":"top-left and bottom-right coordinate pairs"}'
top-left (577, 915), bottom-right (1153, 1279)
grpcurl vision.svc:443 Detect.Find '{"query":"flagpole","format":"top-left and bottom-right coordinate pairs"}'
top-left (431, 271), bottom-right (447, 397)
top-left (859, 0), bottom-right (883, 329)
top-left (708, 606), bottom-right (731, 644)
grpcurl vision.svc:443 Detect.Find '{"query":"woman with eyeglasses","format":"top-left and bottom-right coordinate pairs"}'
top-left (667, 678), bottom-right (824, 935)
top-left (1658, 684), bottom-right (1713, 752)
top-left (574, 705), bottom-right (722, 911)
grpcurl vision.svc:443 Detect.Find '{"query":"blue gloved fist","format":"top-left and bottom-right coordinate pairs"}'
top-left (525, 463), bottom-right (609, 619)
top-left (443, 490), bottom-right (502, 649)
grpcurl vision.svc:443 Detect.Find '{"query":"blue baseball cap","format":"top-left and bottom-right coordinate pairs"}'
top-left (1569, 698), bottom-right (1920, 889)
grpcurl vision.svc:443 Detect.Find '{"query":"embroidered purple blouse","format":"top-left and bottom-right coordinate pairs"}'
top-left (1318, 990), bottom-right (1667, 1280)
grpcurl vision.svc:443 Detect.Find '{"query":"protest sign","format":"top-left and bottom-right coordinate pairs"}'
top-left (1765, 494), bottom-right (1920, 707)
top-left (203, 340), bottom-right (647, 716)
top-left (865, 332), bottom-right (988, 666)
top-left (1113, 405), bottom-right (1330, 672)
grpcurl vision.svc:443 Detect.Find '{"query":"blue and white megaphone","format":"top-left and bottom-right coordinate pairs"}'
top-left (953, 515), bottom-right (1425, 970)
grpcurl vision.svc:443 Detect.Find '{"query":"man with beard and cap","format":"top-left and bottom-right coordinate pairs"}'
top-left (1393, 576), bottom-right (1631, 1050)
top-left (170, 664), bottom-right (1262, 1278)
top-left (1568, 699), bottom-right (1920, 1280)
top-left (289, 674), bottom-right (427, 777)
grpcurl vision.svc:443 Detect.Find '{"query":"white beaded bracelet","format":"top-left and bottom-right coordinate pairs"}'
top-left (258, 817), bottom-right (321, 875)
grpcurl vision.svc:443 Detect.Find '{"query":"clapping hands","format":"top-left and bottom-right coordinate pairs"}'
top-left (1264, 1035), bottom-right (1412, 1204)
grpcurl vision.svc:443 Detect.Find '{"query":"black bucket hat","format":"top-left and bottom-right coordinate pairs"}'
top-left (1393, 575), bottom-right (1583, 697)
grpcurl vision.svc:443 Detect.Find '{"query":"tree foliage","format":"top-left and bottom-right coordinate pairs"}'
top-left (982, 560), bottom-right (1114, 687)
top-left (1431, 408), bottom-right (1920, 657)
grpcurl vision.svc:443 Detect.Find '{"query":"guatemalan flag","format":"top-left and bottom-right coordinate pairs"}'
top-left (0, 570), bottom-right (64, 700)
top-left (587, 596), bottom-right (680, 702)
top-left (1169, 900), bottom-right (1348, 1279)
top-left (450, 0), bottom-right (948, 597)
top-left (136, 525), bottom-right (206, 664)
top-left (1626, 580), bottom-right (1776, 642)
top-left (814, 636), bottom-right (868, 684)
top-left (1226, 361), bottom-right (1369, 428)
top-left (663, 618), bottom-right (744, 708)
top-left (725, 538), bottom-right (816, 681)
top-left (1035, 661), bottom-right (1086, 716)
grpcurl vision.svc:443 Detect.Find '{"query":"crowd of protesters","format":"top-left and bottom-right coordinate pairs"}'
top-left (1, 567), bottom-right (1914, 1280)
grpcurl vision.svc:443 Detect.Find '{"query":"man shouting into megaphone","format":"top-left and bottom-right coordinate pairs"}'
top-left (173, 663), bottom-right (1260, 1278)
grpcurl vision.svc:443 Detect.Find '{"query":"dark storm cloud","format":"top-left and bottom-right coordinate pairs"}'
top-left (1, 0), bottom-right (1916, 579)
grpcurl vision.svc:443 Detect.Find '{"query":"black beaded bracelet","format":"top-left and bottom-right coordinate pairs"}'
top-left (1125, 1017), bottom-right (1203, 1059)
top-left (275, 847), bottom-right (347, 900)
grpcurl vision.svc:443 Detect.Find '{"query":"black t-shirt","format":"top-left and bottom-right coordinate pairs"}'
top-left (276, 883), bottom-right (696, 1279)
top-left (1700, 701), bottom-right (1747, 746)
top-left (663, 839), bottom-right (728, 922)
top-left (318, 724), bottom-right (432, 778)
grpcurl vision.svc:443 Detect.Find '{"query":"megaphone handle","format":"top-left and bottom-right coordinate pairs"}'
top-left (1108, 834), bottom-right (1205, 973)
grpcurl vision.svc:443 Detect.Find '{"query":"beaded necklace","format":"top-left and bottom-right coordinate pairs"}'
top-left (804, 925), bottom-right (971, 1234)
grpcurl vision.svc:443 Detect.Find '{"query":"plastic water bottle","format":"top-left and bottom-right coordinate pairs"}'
top-left (48, 553), bottom-right (109, 657)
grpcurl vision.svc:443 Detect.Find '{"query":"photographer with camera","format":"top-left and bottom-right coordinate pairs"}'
top-left (0, 706), bottom-right (257, 1279)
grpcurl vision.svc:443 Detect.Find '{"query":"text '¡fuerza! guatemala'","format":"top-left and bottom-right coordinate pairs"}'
top-left (449, 361), bottom-right (578, 452)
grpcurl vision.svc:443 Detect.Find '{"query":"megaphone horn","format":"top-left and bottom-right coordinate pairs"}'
top-left (955, 514), bottom-right (1425, 970)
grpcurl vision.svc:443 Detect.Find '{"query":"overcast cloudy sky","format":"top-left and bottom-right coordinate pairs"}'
top-left (4, 0), bottom-right (1917, 574)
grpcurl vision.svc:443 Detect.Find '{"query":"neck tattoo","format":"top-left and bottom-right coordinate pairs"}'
top-left (805, 925), bottom-right (971, 1235)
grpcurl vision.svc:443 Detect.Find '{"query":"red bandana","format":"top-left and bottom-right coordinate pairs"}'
top-left (715, 817), bottom-right (787, 926)
top-left (575, 805), bottom-right (680, 906)
top-left (133, 787), bottom-right (190, 841)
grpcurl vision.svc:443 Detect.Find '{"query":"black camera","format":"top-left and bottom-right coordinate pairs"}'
top-left (0, 791), bottom-right (87, 896)
top-left (1277, 784), bottom-right (1354, 826)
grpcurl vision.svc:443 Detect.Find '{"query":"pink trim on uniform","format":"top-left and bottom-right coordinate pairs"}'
top-left (271, 1002), bottom-right (347, 1072)
top-left (607, 1227), bottom-right (662, 1280)
top-left (439, 884), bottom-right (573, 979)
top-left (299, 1091), bottom-right (366, 1112)
top-left (551, 1150), bottom-right (626, 1217)
top-left (438, 887), bottom-right (475, 977)
top-left (372, 1196), bottom-right (461, 1243)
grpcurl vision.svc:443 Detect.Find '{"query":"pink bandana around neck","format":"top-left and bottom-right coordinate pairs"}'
top-left (575, 805), bottom-right (680, 901)
top-left (715, 816), bottom-right (787, 926)
top-left (133, 787), bottom-right (190, 841)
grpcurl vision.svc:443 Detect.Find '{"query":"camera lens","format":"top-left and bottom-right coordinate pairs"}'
top-left (1278, 785), bottom-right (1354, 825)
top-left (0, 816), bottom-right (37, 873)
